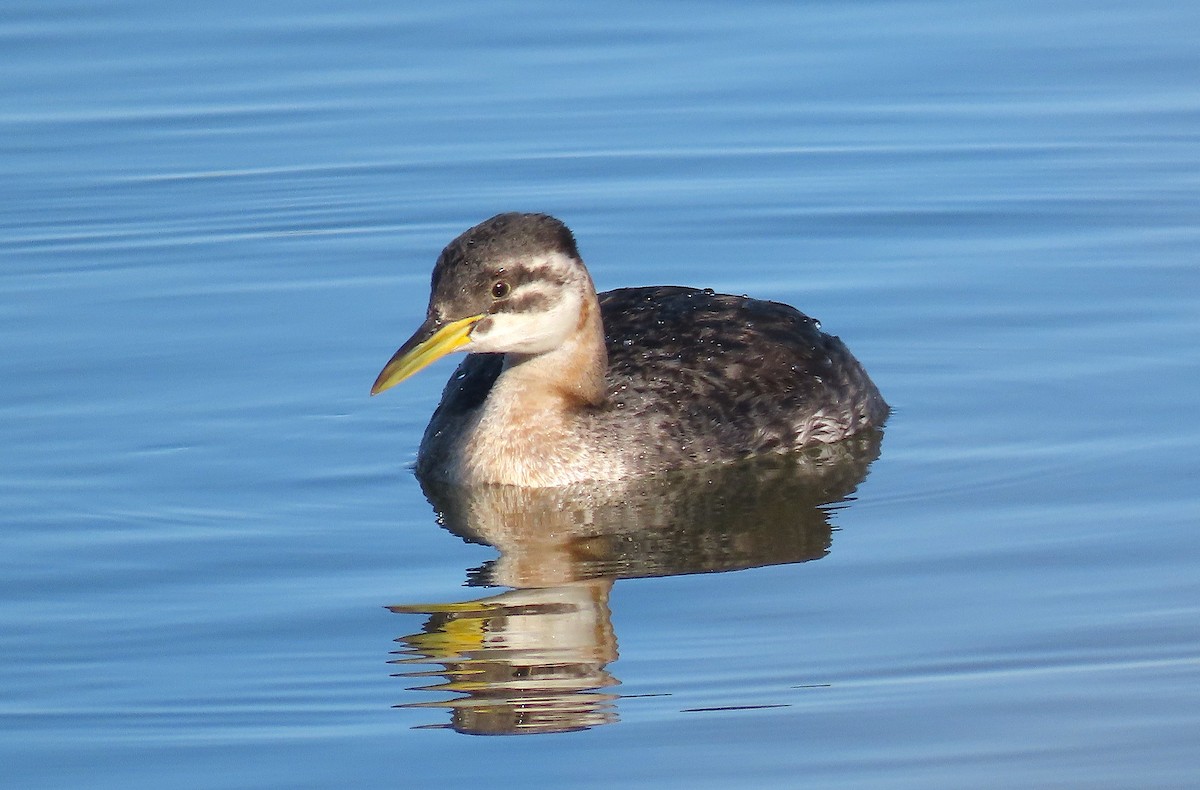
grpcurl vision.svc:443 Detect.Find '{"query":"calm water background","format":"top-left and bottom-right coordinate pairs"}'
top-left (3, 1), bottom-right (1198, 787)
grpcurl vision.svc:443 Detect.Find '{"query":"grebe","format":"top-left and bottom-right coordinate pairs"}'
top-left (371, 213), bottom-right (888, 487)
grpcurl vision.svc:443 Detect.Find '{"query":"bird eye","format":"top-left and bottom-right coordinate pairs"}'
top-left (491, 280), bottom-right (511, 299)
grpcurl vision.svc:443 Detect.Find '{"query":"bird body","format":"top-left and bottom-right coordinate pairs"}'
top-left (372, 213), bottom-right (887, 487)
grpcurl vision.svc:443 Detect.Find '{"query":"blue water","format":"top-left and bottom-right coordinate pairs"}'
top-left (3, 1), bottom-right (1199, 787)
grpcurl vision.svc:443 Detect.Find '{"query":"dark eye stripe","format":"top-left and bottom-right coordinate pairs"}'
top-left (494, 292), bottom-right (551, 313)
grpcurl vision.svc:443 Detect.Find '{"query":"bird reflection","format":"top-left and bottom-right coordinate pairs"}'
top-left (390, 581), bottom-right (618, 735)
top-left (388, 430), bottom-right (882, 735)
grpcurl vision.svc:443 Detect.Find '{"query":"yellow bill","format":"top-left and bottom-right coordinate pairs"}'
top-left (371, 313), bottom-right (485, 395)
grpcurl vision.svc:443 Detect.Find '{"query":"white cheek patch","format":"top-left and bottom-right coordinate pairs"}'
top-left (469, 289), bottom-right (581, 354)
top-left (519, 290), bottom-right (580, 349)
top-left (464, 250), bottom-right (588, 355)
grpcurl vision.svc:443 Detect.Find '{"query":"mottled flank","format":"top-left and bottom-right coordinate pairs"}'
top-left (417, 290), bottom-right (887, 484)
top-left (380, 213), bottom-right (888, 486)
top-left (597, 286), bottom-right (888, 458)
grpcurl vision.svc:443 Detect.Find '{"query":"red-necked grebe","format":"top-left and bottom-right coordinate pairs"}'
top-left (371, 213), bottom-right (888, 487)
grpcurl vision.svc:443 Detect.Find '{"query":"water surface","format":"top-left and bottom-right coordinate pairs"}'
top-left (2, 1), bottom-right (1198, 788)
